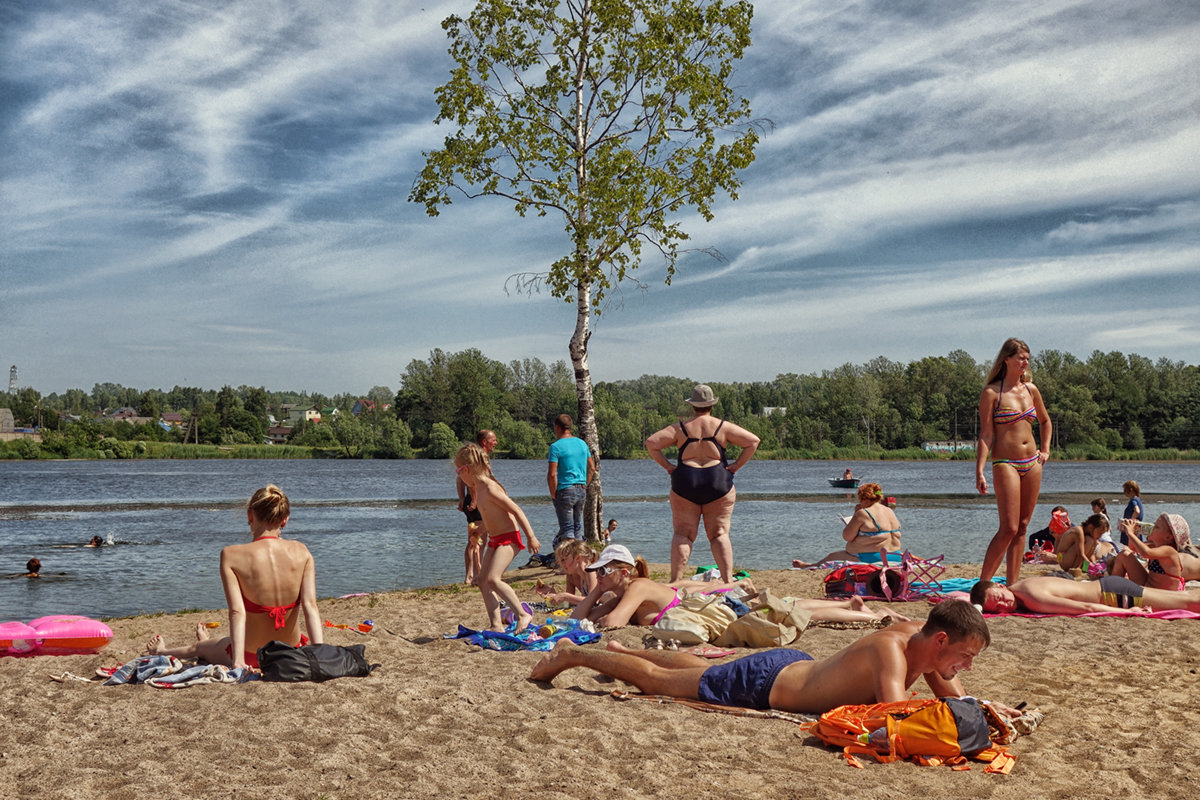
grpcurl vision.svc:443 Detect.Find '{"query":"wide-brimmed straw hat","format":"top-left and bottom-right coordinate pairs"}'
top-left (685, 384), bottom-right (718, 407)
top-left (1158, 513), bottom-right (1192, 549)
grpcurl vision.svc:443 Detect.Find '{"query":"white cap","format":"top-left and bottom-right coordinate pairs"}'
top-left (586, 543), bottom-right (634, 571)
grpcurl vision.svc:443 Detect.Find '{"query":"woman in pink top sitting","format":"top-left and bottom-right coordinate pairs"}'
top-left (146, 485), bottom-right (322, 670)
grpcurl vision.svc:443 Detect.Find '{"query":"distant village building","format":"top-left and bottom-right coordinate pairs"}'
top-left (761, 406), bottom-right (787, 416)
top-left (0, 408), bottom-right (14, 433)
top-left (160, 413), bottom-right (184, 427)
top-left (922, 440), bottom-right (974, 452)
top-left (266, 426), bottom-right (292, 445)
top-left (104, 407), bottom-right (153, 426)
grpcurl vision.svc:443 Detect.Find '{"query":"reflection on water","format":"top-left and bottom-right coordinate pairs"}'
top-left (1, 459), bottom-right (1197, 620)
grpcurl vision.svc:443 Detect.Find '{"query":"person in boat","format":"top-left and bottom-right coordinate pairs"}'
top-left (146, 485), bottom-right (322, 670)
top-left (792, 482), bottom-right (902, 568)
top-left (842, 468), bottom-right (854, 481)
top-left (976, 337), bottom-right (1052, 586)
top-left (644, 384), bottom-right (760, 584)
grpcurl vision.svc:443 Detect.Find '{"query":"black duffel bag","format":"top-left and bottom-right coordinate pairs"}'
top-left (257, 640), bottom-right (377, 682)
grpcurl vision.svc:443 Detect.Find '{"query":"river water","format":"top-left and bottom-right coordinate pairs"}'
top-left (2, 459), bottom-right (1197, 620)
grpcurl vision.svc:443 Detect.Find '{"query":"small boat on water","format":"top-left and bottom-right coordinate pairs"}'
top-left (828, 478), bottom-right (861, 488)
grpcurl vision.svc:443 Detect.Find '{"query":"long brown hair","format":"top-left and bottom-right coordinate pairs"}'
top-left (984, 337), bottom-right (1031, 386)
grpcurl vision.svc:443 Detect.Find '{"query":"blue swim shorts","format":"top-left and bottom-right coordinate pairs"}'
top-left (696, 648), bottom-right (813, 709)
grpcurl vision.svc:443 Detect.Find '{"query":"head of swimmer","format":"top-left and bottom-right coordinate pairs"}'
top-left (922, 599), bottom-right (991, 679)
top-left (25, 557), bottom-right (41, 576)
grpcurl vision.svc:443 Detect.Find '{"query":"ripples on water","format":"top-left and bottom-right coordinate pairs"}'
top-left (2, 459), bottom-right (1197, 620)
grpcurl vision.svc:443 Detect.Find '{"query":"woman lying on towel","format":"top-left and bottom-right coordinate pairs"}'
top-left (145, 485), bottom-right (322, 670)
top-left (791, 482), bottom-right (902, 569)
top-left (574, 544), bottom-right (904, 628)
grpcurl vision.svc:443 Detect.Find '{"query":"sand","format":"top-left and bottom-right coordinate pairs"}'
top-left (3, 561), bottom-right (1199, 800)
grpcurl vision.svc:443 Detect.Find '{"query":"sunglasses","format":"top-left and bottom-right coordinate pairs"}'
top-left (593, 564), bottom-right (624, 576)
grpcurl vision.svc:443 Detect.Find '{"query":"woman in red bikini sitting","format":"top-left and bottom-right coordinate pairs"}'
top-left (146, 485), bottom-right (322, 670)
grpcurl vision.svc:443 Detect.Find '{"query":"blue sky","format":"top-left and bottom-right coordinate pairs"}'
top-left (3, 0), bottom-right (1199, 396)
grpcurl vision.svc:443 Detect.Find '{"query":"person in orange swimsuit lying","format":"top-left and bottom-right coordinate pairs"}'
top-left (146, 485), bottom-right (322, 669)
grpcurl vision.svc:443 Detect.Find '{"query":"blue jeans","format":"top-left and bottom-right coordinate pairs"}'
top-left (553, 484), bottom-right (587, 547)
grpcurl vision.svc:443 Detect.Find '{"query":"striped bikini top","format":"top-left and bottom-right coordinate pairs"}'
top-left (993, 379), bottom-right (1038, 425)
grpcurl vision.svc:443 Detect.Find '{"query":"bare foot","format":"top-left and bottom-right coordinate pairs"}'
top-left (875, 606), bottom-right (911, 622)
top-left (791, 559), bottom-right (810, 568)
top-left (514, 610), bottom-right (534, 634)
top-left (736, 578), bottom-right (758, 598)
top-left (848, 596), bottom-right (867, 612)
top-left (529, 640), bottom-right (577, 683)
top-left (605, 640), bottom-right (636, 654)
top-left (193, 622), bottom-right (210, 642)
top-left (145, 634), bottom-right (167, 655)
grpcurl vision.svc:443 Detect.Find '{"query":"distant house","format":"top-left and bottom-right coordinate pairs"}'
top-left (351, 399), bottom-right (391, 416)
top-left (160, 413), bottom-right (184, 427)
top-left (321, 406), bottom-right (339, 419)
top-left (105, 407), bottom-right (152, 426)
top-left (0, 408), bottom-right (13, 433)
top-left (266, 426), bottom-right (292, 445)
top-left (761, 406), bottom-right (787, 416)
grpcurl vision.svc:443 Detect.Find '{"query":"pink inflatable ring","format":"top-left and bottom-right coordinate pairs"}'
top-left (0, 615), bottom-right (113, 657)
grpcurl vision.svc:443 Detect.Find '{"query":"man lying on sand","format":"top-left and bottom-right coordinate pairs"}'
top-left (971, 575), bottom-right (1200, 615)
top-left (531, 599), bottom-right (1017, 716)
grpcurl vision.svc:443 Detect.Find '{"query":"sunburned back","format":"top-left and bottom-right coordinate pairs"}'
top-left (769, 621), bottom-right (924, 713)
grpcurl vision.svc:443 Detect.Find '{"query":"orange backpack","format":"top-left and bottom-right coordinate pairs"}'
top-left (805, 697), bottom-right (1016, 772)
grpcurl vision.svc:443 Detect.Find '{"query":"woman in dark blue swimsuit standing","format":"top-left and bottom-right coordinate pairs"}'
top-left (645, 385), bottom-right (760, 584)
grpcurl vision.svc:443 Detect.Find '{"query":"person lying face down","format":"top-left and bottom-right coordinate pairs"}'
top-left (970, 575), bottom-right (1200, 616)
top-left (533, 599), bottom-right (1018, 717)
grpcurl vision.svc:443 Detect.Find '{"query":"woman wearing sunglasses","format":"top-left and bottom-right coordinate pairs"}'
top-left (571, 545), bottom-right (898, 628)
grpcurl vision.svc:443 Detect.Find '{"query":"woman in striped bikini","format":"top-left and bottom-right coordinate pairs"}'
top-left (975, 338), bottom-right (1052, 586)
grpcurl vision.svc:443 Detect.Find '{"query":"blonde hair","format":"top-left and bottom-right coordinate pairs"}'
top-left (857, 482), bottom-right (884, 505)
top-left (454, 442), bottom-right (491, 477)
top-left (555, 539), bottom-right (595, 564)
top-left (984, 338), bottom-right (1031, 386)
top-left (247, 485), bottom-right (290, 525)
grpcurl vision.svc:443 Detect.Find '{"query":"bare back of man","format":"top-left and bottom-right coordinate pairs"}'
top-left (531, 617), bottom-right (976, 715)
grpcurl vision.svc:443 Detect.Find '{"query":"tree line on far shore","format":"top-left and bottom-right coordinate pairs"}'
top-left (2, 346), bottom-right (1198, 461)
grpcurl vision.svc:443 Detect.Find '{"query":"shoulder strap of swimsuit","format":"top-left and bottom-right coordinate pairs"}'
top-left (863, 508), bottom-right (879, 531)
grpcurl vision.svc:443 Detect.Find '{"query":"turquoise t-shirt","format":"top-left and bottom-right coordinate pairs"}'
top-left (548, 436), bottom-right (592, 489)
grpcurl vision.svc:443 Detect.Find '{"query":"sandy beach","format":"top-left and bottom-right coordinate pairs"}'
top-left (3, 561), bottom-right (1199, 800)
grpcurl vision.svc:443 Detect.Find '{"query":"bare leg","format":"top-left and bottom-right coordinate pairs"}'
top-left (669, 491), bottom-right (702, 582)
top-left (530, 641), bottom-right (708, 696)
top-left (479, 543), bottom-right (532, 633)
top-left (792, 551), bottom-right (856, 569)
top-left (701, 488), bottom-right (737, 583)
top-left (981, 463), bottom-right (1023, 583)
top-left (464, 526), bottom-right (477, 586)
top-left (1008, 463), bottom-right (1042, 584)
top-left (1142, 586), bottom-right (1200, 612)
top-left (605, 639), bottom-right (711, 667)
top-left (145, 624), bottom-right (232, 665)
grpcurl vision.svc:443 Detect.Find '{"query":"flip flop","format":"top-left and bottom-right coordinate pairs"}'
top-left (687, 645), bottom-right (736, 658)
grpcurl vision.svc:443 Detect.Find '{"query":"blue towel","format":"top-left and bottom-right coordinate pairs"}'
top-left (446, 623), bottom-right (601, 651)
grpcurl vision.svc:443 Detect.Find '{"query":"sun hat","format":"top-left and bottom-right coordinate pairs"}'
top-left (1158, 513), bottom-right (1191, 549)
top-left (586, 543), bottom-right (635, 572)
top-left (685, 384), bottom-right (718, 407)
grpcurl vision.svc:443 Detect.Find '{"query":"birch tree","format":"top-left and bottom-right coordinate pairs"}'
top-left (410, 0), bottom-right (759, 538)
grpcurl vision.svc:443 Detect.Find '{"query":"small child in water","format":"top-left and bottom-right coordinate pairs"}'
top-left (454, 443), bottom-right (541, 632)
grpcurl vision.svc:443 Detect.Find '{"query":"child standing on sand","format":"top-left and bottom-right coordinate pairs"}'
top-left (455, 443), bottom-right (541, 632)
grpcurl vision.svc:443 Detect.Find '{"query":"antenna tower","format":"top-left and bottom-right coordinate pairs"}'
top-left (8, 365), bottom-right (16, 393)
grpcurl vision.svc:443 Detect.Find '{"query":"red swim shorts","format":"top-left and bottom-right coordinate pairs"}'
top-left (487, 530), bottom-right (526, 551)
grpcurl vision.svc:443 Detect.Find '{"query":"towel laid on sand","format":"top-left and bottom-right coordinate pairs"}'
top-left (446, 624), bottom-right (601, 651)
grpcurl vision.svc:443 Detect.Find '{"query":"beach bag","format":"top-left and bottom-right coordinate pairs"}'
top-left (257, 641), bottom-right (376, 682)
top-left (806, 697), bottom-right (1013, 770)
top-left (823, 563), bottom-right (906, 601)
top-left (714, 589), bottom-right (812, 648)
top-left (651, 592), bottom-right (738, 645)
